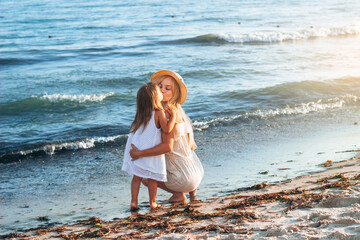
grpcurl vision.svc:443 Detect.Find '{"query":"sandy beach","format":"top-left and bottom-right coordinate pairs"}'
top-left (2, 154), bottom-right (359, 240)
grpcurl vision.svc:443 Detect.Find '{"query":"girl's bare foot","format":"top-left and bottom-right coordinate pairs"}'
top-left (150, 202), bottom-right (162, 210)
top-left (130, 201), bottom-right (139, 211)
top-left (168, 193), bottom-right (186, 203)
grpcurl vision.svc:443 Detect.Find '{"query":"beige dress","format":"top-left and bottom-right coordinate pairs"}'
top-left (164, 108), bottom-right (204, 193)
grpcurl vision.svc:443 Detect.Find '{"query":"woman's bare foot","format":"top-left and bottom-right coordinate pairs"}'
top-left (168, 193), bottom-right (186, 203)
top-left (189, 190), bottom-right (198, 202)
top-left (190, 196), bottom-right (198, 202)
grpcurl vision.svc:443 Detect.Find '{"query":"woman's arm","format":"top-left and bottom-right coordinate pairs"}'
top-left (129, 131), bottom-right (174, 160)
top-left (188, 133), bottom-right (196, 151)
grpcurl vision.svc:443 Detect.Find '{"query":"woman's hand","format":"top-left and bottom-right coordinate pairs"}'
top-left (129, 144), bottom-right (141, 161)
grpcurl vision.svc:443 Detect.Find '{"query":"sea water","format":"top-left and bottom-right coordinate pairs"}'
top-left (1, 0), bottom-right (360, 234)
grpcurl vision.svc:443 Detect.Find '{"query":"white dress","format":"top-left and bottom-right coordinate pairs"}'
top-left (122, 111), bottom-right (167, 182)
top-left (165, 108), bottom-right (204, 193)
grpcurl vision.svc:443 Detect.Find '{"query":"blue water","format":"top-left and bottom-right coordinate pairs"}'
top-left (1, 0), bottom-right (360, 234)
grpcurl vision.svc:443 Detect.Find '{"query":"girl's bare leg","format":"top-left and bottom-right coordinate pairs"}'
top-left (157, 182), bottom-right (186, 203)
top-left (130, 175), bottom-right (142, 210)
top-left (142, 179), bottom-right (149, 187)
top-left (147, 179), bottom-right (160, 209)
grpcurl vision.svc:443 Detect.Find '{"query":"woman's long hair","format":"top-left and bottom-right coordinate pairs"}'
top-left (130, 82), bottom-right (163, 133)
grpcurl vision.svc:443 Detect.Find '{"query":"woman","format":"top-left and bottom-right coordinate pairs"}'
top-left (129, 70), bottom-right (204, 203)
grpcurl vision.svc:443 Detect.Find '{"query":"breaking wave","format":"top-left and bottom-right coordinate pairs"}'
top-left (0, 92), bottom-right (116, 115)
top-left (193, 94), bottom-right (359, 131)
top-left (215, 25), bottom-right (360, 44)
top-left (164, 24), bottom-right (360, 45)
top-left (36, 92), bottom-right (116, 103)
top-left (0, 135), bottom-right (127, 164)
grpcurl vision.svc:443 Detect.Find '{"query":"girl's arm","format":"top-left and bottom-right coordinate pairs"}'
top-left (156, 109), bottom-right (176, 134)
top-left (130, 131), bottom-right (174, 160)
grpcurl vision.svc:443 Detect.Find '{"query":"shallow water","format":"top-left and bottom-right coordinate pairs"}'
top-left (1, 0), bottom-right (360, 234)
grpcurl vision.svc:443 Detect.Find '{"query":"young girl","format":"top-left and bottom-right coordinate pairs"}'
top-left (122, 82), bottom-right (176, 210)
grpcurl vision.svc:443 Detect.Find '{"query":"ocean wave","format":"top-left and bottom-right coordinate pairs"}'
top-left (165, 24), bottom-right (360, 45)
top-left (0, 135), bottom-right (127, 164)
top-left (0, 54), bottom-right (72, 67)
top-left (0, 92), bottom-right (116, 115)
top-left (1, 46), bottom-right (124, 67)
top-left (193, 94), bottom-right (359, 131)
top-left (216, 25), bottom-right (360, 43)
top-left (36, 92), bottom-right (116, 103)
top-left (221, 78), bottom-right (360, 102)
top-left (0, 57), bottom-right (39, 66)
top-left (249, 95), bottom-right (358, 117)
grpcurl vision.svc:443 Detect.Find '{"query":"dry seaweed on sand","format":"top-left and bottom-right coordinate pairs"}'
top-left (194, 224), bottom-right (251, 235)
top-left (236, 182), bottom-right (269, 192)
top-left (53, 225), bottom-right (67, 233)
top-left (220, 173), bottom-right (357, 215)
top-left (284, 193), bottom-right (325, 212)
top-left (220, 189), bottom-right (304, 211)
top-left (1, 232), bottom-right (25, 239)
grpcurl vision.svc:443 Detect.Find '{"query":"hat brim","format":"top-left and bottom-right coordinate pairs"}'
top-left (150, 70), bottom-right (187, 105)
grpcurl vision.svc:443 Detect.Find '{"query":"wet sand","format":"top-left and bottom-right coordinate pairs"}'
top-left (1, 154), bottom-right (359, 240)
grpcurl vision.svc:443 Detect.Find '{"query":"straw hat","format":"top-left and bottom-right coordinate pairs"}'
top-left (150, 70), bottom-right (187, 105)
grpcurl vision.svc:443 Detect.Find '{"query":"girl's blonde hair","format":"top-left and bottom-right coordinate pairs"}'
top-left (151, 75), bottom-right (181, 109)
top-left (130, 82), bottom-right (163, 133)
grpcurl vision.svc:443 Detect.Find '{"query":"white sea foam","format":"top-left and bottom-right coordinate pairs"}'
top-left (34, 92), bottom-right (116, 103)
top-left (249, 95), bottom-right (358, 118)
top-left (18, 135), bottom-right (125, 156)
top-left (193, 95), bottom-right (359, 131)
top-left (215, 24), bottom-right (360, 43)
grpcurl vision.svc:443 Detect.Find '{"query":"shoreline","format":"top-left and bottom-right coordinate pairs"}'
top-left (2, 155), bottom-right (359, 240)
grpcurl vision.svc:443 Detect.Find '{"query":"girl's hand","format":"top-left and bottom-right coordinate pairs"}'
top-left (165, 107), bottom-right (176, 120)
top-left (164, 110), bottom-right (170, 119)
top-left (129, 144), bottom-right (141, 160)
